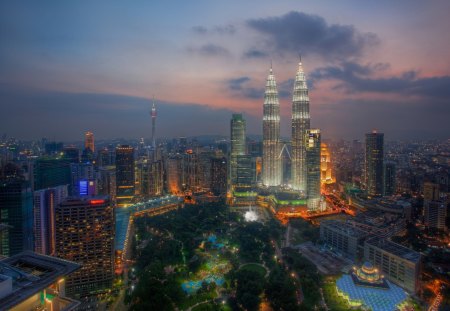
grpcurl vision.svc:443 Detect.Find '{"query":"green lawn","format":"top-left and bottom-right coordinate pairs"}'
top-left (322, 280), bottom-right (363, 311)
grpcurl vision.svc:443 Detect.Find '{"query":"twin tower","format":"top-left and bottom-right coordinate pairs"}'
top-left (263, 60), bottom-right (320, 204)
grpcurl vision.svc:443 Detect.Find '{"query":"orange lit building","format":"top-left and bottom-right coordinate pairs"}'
top-left (84, 131), bottom-right (94, 153)
top-left (320, 143), bottom-right (335, 185)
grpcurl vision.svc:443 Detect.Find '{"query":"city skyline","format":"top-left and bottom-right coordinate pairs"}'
top-left (1, 1), bottom-right (450, 140)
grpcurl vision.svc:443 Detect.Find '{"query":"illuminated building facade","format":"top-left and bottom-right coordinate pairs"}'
top-left (166, 156), bottom-right (183, 194)
top-left (55, 197), bottom-right (114, 297)
top-left (33, 185), bottom-right (68, 255)
top-left (365, 131), bottom-right (384, 197)
top-left (364, 237), bottom-right (420, 293)
top-left (291, 60), bottom-right (310, 192)
top-left (236, 155), bottom-right (255, 186)
top-left (84, 131), bottom-right (94, 153)
top-left (320, 143), bottom-right (335, 185)
top-left (262, 67), bottom-right (282, 186)
top-left (115, 145), bottom-right (135, 207)
top-left (211, 157), bottom-right (227, 195)
top-left (306, 129), bottom-right (321, 210)
top-left (230, 114), bottom-right (246, 186)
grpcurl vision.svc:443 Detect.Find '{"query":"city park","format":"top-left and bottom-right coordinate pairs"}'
top-left (121, 200), bottom-right (421, 311)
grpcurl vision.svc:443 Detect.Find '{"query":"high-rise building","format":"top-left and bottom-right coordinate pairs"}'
top-left (384, 161), bottom-right (396, 196)
top-left (365, 131), bottom-right (384, 197)
top-left (236, 155), bottom-right (255, 186)
top-left (84, 131), bottom-right (95, 153)
top-left (211, 157), bottom-right (227, 196)
top-left (320, 143), bottom-right (334, 185)
top-left (423, 181), bottom-right (440, 202)
top-left (97, 166), bottom-right (116, 202)
top-left (230, 114), bottom-right (246, 186)
top-left (166, 156), bottom-right (183, 194)
top-left (55, 197), bottom-right (114, 297)
top-left (291, 59), bottom-right (310, 193)
top-left (33, 185), bottom-right (68, 255)
top-left (33, 158), bottom-right (71, 191)
top-left (63, 146), bottom-right (80, 163)
top-left (0, 175), bottom-right (33, 256)
top-left (306, 129), bottom-right (321, 210)
top-left (424, 201), bottom-right (447, 230)
top-left (115, 145), bottom-right (135, 207)
top-left (262, 67), bottom-right (281, 187)
top-left (70, 162), bottom-right (96, 196)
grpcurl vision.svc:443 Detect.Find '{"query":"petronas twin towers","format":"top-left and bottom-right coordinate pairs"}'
top-left (262, 59), bottom-right (314, 195)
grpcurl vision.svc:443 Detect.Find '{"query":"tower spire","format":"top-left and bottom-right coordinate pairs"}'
top-left (262, 64), bottom-right (282, 186)
top-left (291, 56), bottom-right (310, 193)
top-left (150, 96), bottom-right (157, 150)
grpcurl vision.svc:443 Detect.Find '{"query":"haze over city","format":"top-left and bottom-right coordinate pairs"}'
top-left (1, 1), bottom-right (450, 140)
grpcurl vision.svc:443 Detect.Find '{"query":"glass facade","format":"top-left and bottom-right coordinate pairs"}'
top-left (306, 129), bottom-right (321, 211)
top-left (365, 132), bottom-right (384, 197)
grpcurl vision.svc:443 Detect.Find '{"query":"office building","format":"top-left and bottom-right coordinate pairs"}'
top-left (384, 161), bottom-right (396, 196)
top-left (33, 158), bottom-right (71, 191)
top-left (230, 114), bottom-right (246, 186)
top-left (33, 185), bottom-right (68, 255)
top-left (236, 155), bottom-right (255, 186)
top-left (211, 157), bottom-right (227, 196)
top-left (423, 181), bottom-right (440, 202)
top-left (320, 220), bottom-right (369, 260)
top-left (306, 129), bottom-right (321, 210)
top-left (55, 197), bottom-right (114, 297)
top-left (291, 59), bottom-right (310, 192)
top-left (364, 237), bottom-right (421, 293)
top-left (70, 162), bottom-right (96, 196)
top-left (320, 143), bottom-right (334, 185)
top-left (262, 67), bottom-right (282, 187)
top-left (62, 146), bottom-right (79, 164)
top-left (365, 131), bottom-right (384, 197)
top-left (115, 145), bottom-right (135, 207)
top-left (424, 201), bottom-right (447, 230)
top-left (0, 175), bottom-right (33, 256)
top-left (84, 131), bottom-right (94, 153)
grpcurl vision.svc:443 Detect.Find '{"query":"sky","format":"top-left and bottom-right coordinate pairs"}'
top-left (1, 1), bottom-right (450, 141)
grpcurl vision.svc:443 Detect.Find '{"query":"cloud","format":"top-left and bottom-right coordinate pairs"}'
top-left (226, 76), bottom-right (292, 99)
top-left (247, 11), bottom-right (379, 60)
top-left (243, 48), bottom-right (268, 59)
top-left (192, 24), bottom-right (236, 35)
top-left (187, 43), bottom-right (230, 57)
top-left (310, 61), bottom-right (450, 98)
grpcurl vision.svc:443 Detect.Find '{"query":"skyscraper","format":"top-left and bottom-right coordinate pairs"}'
top-left (55, 197), bottom-right (114, 297)
top-left (33, 158), bottom-right (71, 191)
top-left (151, 100), bottom-right (157, 150)
top-left (262, 67), bottom-right (282, 187)
top-left (365, 131), bottom-right (384, 197)
top-left (33, 185), bottom-right (68, 255)
top-left (115, 145), bottom-right (135, 207)
top-left (384, 161), bottom-right (396, 196)
top-left (0, 169), bottom-right (33, 256)
top-left (306, 129), bottom-right (321, 211)
top-left (85, 131), bottom-right (95, 153)
top-left (211, 157), bottom-right (227, 196)
top-left (291, 59), bottom-right (310, 193)
top-left (230, 114), bottom-right (246, 186)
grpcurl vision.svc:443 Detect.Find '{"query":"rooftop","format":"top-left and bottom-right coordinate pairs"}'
top-left (365, 237), bottom-right (421, 263)
top-left (321, 220), bottom-right (369, 239)
top-left (0, 251), bottom-right (80, 310)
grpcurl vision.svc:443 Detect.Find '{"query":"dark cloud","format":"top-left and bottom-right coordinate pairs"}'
top-left (310, 62), bottom-right (450, 99)
top-left (192, 24), bottom-right (236, 35)
top-left (187, 44), bottom-right (230, 57)
top-left (226, 76), bottom-right (291, 99)
top-left (0, 87), bottom-right (244, 140)
top-left (243, 48), bottom-right (268, 59)
top-left (247, 11), bottom-right (379, 60)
